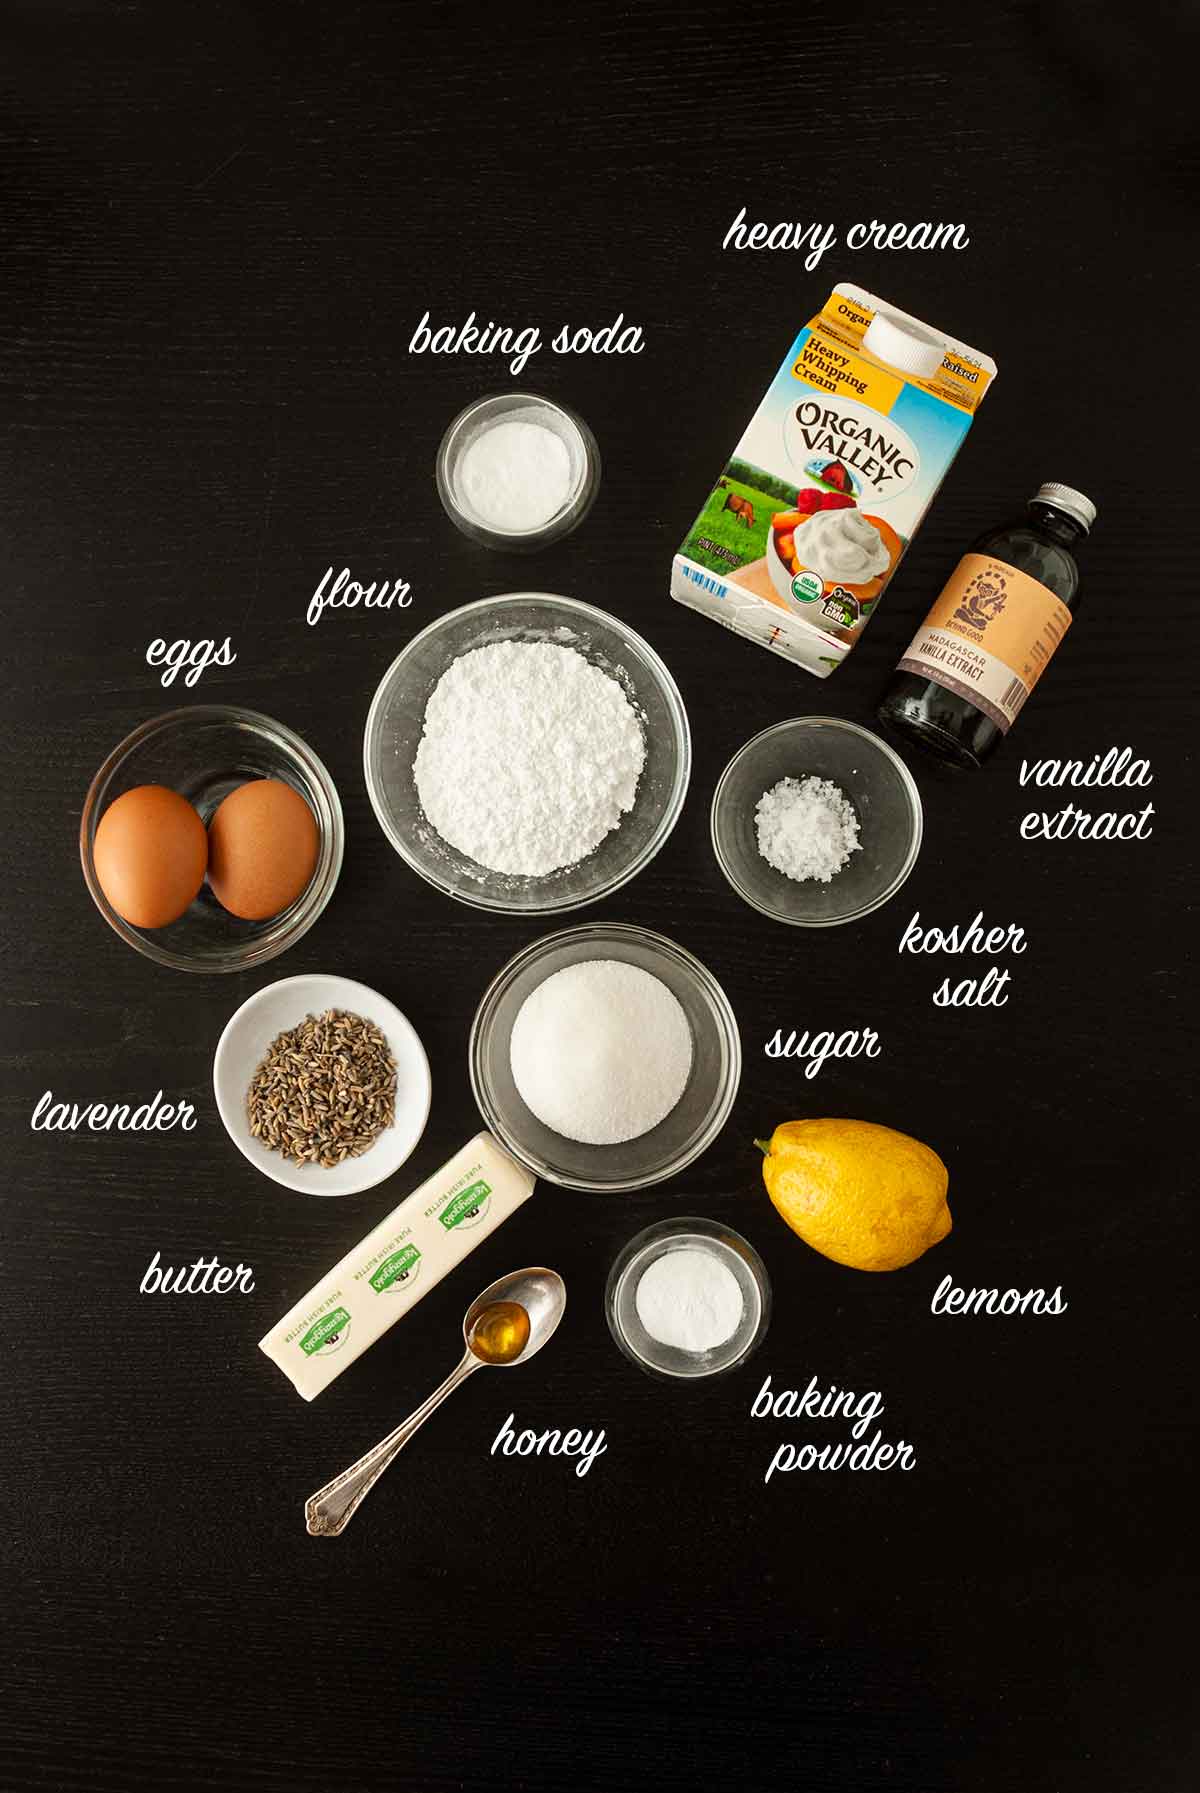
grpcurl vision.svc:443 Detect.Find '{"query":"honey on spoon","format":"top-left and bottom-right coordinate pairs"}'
top-left (304, 1265), bottom-right (566, 1536)
top-left (468, 1300), bottom-right (531, 1364)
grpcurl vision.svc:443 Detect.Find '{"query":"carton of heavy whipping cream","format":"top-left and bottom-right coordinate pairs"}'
top-left (671, 283), bottom-right (997, 677)
top-left (259, 1131), bottom-right (536, 1400)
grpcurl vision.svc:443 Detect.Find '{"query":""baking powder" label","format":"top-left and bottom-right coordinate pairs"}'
top-left (897, 552), bottom-right (1072, 732)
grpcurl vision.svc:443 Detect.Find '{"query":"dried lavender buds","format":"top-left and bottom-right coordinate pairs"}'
top-left (246, 1009), bottom-right (397, 1168)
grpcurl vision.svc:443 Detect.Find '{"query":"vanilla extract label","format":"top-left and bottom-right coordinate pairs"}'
top-left (1016, 746), bottom-right (1155, 841)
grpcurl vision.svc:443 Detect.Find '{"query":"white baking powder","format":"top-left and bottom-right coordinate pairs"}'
top-left (413, 640), bottom-right (645, 876)
top-left (457, 418), bottom-right (574, 533)
top-left (755, 775), bottom-right (861, 884)
top-left (634, 1247), bottom-right (744, 1353)
top-left (509, 959), bottom-right (692, 1145)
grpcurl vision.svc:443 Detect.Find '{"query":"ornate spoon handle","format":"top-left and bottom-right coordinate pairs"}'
top-left (305, 1350), bottom-right (479, 1536)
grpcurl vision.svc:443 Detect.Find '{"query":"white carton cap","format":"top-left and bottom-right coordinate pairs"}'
top-left (863, 308), bottom-right (947, 379)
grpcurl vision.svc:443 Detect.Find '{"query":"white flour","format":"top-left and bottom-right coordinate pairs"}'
top-left (457, 419), bottom-right (573, 533)
top-left (413, 640), bottom-right (646, 876)
top-left (509, 959), bottom-right (693, 1145)
top-left (634, 1247), bottom-right (744, 1353)
top-left (756, 774), bottom-right (861, 883)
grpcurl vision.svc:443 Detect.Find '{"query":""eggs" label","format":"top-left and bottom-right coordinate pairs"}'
top-left (146, 636), bottom-right (237, 688)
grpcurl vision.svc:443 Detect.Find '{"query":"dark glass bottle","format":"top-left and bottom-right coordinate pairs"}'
top-left (877, 482), bottom-right (1095, 768)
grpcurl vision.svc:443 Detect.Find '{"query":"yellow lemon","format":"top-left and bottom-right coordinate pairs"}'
top-left (757, 1119), bottom-right (951, 1272)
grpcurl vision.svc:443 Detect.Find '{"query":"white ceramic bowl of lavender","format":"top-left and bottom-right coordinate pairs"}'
top-left (711, 717), bottom-right (923, 927)
top-left (212, 974), bottom-right (432, 1196)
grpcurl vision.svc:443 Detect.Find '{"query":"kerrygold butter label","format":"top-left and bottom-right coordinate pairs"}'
top-left (369, 1245), bottom-right (422, 1293)
top-left (300, 1307), bottom-right (351, 1355)
top-left (258, 1132), bottom-right (536, 1401)
top-left (440, 1180), bottom-right (491, 1230)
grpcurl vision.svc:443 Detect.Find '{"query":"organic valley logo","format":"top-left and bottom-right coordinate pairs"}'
top-left (439, 1179), bottom-right (492, 1231)
top-left (784, 397), bottom-right (919, 500)
top-left (299, 1306), bottom-right (351, 1356)
top-left (370, 1245), bottom-right (422, 1293)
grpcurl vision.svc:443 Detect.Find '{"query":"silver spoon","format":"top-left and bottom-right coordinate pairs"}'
top-left (304, 1266), bottom-right (566, 1537)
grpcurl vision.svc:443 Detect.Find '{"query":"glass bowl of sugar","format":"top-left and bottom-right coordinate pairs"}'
top-left (436, 391), bottom-right (600, 549)
top-left (605, 1217), bottom-right (771, 1381)
top-left (364, 593), bottom-right (691, 915)
top-left (711, 717), bottom-right (923, 927)
top-left (469, 923), bottom-right (741, 1193)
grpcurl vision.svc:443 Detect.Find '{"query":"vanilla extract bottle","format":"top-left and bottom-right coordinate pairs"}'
top-left (878, 483), bottom-right (1095, 768)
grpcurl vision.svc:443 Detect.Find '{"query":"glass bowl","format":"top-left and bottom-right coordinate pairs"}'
top-left (605, 1217), bottom-right (771, 1380)
top-left (436, 391), bottom-right (600, 549)
top-left (711, 717), bottom-right (922, 927)
top-left (80, 706), bottom-right (344, 973)
top-left (364, 594), bottom-right (691, 915)
top-left (469, 923), bottom-right (741, 1193)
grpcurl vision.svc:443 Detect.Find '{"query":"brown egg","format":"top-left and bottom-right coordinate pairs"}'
top-left (93, 785), bottom-right (208, 929)
top-left (208, 778), bottom-right (319, 921)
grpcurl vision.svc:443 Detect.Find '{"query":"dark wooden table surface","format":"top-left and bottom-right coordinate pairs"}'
top-left (3, 4), bottom-right (1197, 1789)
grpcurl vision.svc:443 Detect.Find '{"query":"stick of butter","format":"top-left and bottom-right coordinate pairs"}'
top-left (259, 1131), bottom-right (536, 1400)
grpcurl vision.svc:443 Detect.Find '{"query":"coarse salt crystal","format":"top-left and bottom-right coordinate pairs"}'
top-left (755, 774), bottom-right (861, 884)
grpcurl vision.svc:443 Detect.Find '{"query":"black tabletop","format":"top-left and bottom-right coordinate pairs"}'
top-left (3, 5), bottom-right (1197, 1790)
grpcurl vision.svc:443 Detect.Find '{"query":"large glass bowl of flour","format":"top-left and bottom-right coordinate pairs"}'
top-left (469, 923), bottom-right (742, 1192)
top-left (364, 594), bottom-right (691, 913)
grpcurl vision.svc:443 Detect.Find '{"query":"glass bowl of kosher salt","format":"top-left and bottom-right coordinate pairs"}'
top-left (364, 593), bottom-right (691, 915)
top-left (711, 717), bottom-right (922, 927)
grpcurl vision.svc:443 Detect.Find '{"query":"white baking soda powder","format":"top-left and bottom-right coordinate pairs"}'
top-left (634, 1248), bottom-right (744, 1353)
top-left (457, 417), bottom-right (574, 533)
top-left (509, 959), bottom-right (692, 1145)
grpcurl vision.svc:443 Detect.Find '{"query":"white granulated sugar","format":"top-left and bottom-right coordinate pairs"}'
top-left (413, 640), bottom-right (646, 876)
top-left (634, 1247), bottom-right (744, 1353)
top-left (509, 959), bottom-right (693, 1146)
top-left (755, 774), bottom-right (861, 884)
top-left (457, 418), bottom-right (574, 533)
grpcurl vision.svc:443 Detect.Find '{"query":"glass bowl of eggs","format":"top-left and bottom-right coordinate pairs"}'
top-left (80, 706), bottom-right (344, 973)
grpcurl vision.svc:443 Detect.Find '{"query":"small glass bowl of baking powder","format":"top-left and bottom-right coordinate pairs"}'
top-left (605, 1217), bottom-right (771, 1381)
top-left (436, 391), bottom-right (600, 549)
top-left (711, 717), bottom-right (923, 927)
